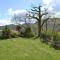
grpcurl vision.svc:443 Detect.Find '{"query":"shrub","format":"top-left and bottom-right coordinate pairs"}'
top-left (1, 26), bottom-right (11, 39)
top-left (20, 31), bottom-right (25, 37)
top-left (20, 26), bottom-right (34, 38)
top-left (10, 31), bottom-right (19, 38)
top-left (16, 25), bottom-right (21, 32)
top-left (41, 33), bottom-right (50, 43)
top-left (50, 33), bottom-right (60, 50)
top-left (52, 41), bottom-right (60, 50)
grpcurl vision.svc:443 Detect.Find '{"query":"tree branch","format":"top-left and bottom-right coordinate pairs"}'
top-left (31, 9), bottom-right (39, 12)
top-left (41, 18), bottom-right (49, 27)
top-left (29, 15), bottom-right (39, 20)
top-left (41, 12), bottom-right (48, 17)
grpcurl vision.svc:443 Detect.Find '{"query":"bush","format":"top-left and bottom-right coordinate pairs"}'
top-left (1, 26), bottom-right (11, 39)
top-left (16, 25), bottom-right (21, 32)
top-left (41, 32), bottom-right (51, 43)
top-left (20, 26), bottom-right (34, 38)
top-left (20, 31), bottom-right (25, 37)
top-left (52, 40), bottom-right (60, 50)
top-left (24, 32), bottom-right (34, 38)
top-left (51, 34), bottom-right (60, 49)
top-left (10, 31), bottom-right (19, 38)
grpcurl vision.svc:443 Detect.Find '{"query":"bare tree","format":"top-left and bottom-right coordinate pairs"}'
top-left (11, 13), bottom-right (29, 25)
top-left (52, 18), bottom-right (57, 32)
top-left (28, 6), bottom-right (49, 37)
top-left (44, 8), bottom-right (48, 31)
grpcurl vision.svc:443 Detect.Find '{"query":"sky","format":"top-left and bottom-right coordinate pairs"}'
top-left (0, 0), bottom-right (60, 26)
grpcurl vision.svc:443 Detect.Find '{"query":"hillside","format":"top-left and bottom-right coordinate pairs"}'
top-left (0, 24), bottom-right (16, 30)
top-left (0, 37), bottom-right (60, 60)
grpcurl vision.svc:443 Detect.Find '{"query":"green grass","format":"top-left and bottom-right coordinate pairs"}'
top-left (0, 37), bottom-right (60, 60)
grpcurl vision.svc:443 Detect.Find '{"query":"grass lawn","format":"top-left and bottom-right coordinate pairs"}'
top-left (0, 37), bottom-right (60, 60)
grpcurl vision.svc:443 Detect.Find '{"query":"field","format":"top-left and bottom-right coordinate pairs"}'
top-left (0, 37), bottom-right (60, 60)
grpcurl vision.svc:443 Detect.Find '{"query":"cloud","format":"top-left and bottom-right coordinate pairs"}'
top-left (8, 8), bottom-right (27, 16)
top-left (52, 12), bottom-right (60, 18)
top-left (42, 0), bottom-right (60, 12)
top-left (0, 18), bottom-right (12, 26)
top-left (52, 0), bottom-right (60, 12)
top-left (8, 8), bottom-right (13, 16)
top-left (43, 0), bottom-right (52, 6)
top-left (42, 0), bottom-right (53, 11)
top-left (0, 8), bottom-right (28, 26)
top-left (42, 0), bottom-right (60, 18)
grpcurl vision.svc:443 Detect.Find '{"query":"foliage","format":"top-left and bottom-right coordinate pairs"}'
top-left (24, 26), bottom-right (34, 38)
top-left (1, 26), bottom-right (11, 39)
top-left (41, 31), bottom-right (53, 43)
top-left (16, 25), bottom-right (21, 32)
top-left (51, 33), bottom-right (60, 49)
top-left (10, 31), bottom-right (19, 38)
top-left (42, 31), bottom-right (60, 49)
top-left (41, 33), bottom-right (50, 43)
top-left (20, 26), bottom-right (34, 38)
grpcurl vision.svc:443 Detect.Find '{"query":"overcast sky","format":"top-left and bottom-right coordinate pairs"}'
top-left (0, 0), bottom-right (60, 26)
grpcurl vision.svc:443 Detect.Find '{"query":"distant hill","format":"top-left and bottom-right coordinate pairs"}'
top-left (0, 24), bottom-right (17, 30)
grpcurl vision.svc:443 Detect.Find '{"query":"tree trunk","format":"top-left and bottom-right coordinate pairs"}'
top-left (46, 21), bottom-right (48, 31)
top-left (38, 6), bottom-right (41, 37)
top-left (52, 18), bottom-right (56, 32)
top-left (38, 21), bottom-right (41, 37)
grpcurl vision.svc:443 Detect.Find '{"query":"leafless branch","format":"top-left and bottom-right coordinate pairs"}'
top-left (41, 12), bottom-right (48, 17)
top-left (41, 18), bottom-right (49, 27)
top-left (31, 9), bottom-right (39, 12)
top-left (29, 15), bottom-right (39, 20)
